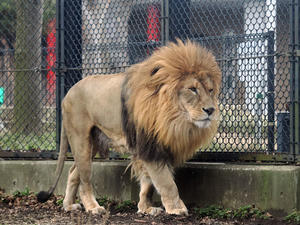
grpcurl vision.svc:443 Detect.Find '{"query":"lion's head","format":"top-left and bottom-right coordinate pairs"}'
top-left (122, 39), bottom-right (221, 166)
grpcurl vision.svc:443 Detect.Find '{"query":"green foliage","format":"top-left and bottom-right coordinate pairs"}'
top-left (96, 197), bottom-right (136, 213)
top-left (116, 200), bottom-right (135, 210)
top-left (232, 205), bottom-right (266, 219)
top-left (194, 205), bottom-right (231, 219)
top-left (55, 197), bottom-right (78, 206)
top-left (0, 0), bottom-right (56, 42)
top-left (0, 0), bottom-right (16, 42)
top-left (42, 0), bottom-right (56, 35)
top-left (285, 211), bottom-right (300, 223)
top-left (56, 198), bottom-right (63, 206)
top-left (13, 187), bottom-right (31, 197)
top-left (119, 153), bottom-right (130, 159)
top-left (0, 131), bottom-right (56, 151)
top-left (97, 196), bottom-right (110, 207)
top-left (193, 205), bottom-right (270, 220)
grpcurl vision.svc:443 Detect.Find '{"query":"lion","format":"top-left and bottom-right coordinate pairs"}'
top-left (37, 39), bottom-right (221, 216)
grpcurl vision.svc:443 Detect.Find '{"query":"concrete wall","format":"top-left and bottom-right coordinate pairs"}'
top-left (1, 160), bottom-right (300, 215)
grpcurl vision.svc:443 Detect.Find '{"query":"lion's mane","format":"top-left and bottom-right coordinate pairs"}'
top-left (122, 40), bottom-right (221, 166)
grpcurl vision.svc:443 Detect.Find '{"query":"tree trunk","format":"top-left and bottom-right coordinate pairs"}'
top-left (14, 0), bottom-right (43, 134)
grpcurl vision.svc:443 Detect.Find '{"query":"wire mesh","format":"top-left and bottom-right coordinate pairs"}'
top-left (0, 0), bottom-right (56, 151)
top-left (0, 0), bottom-right (295, 160)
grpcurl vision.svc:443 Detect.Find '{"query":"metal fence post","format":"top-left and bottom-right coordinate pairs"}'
top-left (55, 0), bottom-right (64, 153)
top-left (267, 31), bottom-right (275, 152)
top-left (294, 0), bottom-right (300, 158)
top-left (55, 0), bottom-right (82, 152)
top-left (289, 0), bottom-right (295, 159)
top-left (161, 0), bottom-right (169, 45)
top-left (289, 0), bottom-right (300, 160)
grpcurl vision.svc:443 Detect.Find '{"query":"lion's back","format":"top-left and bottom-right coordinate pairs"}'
top-left (62, 73), bottom-right (126, 137)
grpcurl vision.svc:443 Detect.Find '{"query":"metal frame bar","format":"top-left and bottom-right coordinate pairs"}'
top-left (0, 151), bottom-right (58, 160)
top-left (289, 0), bottom-right (300, 161)
top-left (55, 0), bottom-right (64, 154)
top-left (191, 152), bottom-right (294, 164)
top-left (267, 31), bottom-right (275, 152)
top-left (290, 0), bottom-right (296, 159)
top-left (295, 0), bottom-right (300, 157)
top-left (161, 0), bottom-right (169, 44)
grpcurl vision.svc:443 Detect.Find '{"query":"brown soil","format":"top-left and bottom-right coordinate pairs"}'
top-left (0, 191), bottom-right (297, 225)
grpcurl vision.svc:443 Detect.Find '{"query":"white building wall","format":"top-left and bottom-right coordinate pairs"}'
top-left (82, 0), bottom-right (132, 76)
top-left (238, 0), bottom-right (276, 115)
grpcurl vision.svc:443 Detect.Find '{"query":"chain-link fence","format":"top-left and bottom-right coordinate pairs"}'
top-left (0, 0), bottom-right (299, 162)
top-left (0, 0), bottom-right (57, 158)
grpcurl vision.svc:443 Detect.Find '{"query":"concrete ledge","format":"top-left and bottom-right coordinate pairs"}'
top-left (0, 160), bottom-right (299, 215)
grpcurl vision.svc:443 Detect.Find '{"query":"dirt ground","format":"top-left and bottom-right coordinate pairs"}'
top-left (0, 191), bottom-right (298, 225)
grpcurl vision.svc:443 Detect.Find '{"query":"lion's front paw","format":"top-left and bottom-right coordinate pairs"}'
top-left (87, 206), bottom-right (106, 215)
top-left (163, 198), bottom-right (188, 216)
top-left (166, 208), bottom-right (188, 216)
top-left (138, 207), bottom-right (164, 216)
top-left (64, 203), bottom-right (82, 212)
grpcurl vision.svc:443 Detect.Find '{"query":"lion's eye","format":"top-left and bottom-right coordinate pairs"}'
top-left (209, 89), bottom-right (213, 93)
top-left (151, 66), bottom-right (160, 76)
top-left (188, 87), bottom-right (198, 94)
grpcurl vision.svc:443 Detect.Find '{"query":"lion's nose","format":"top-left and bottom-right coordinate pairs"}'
top-left (203, 107), bottom-right (215, 116)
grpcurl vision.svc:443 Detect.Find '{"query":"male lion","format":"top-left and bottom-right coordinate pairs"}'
top-left (37, 39), bottom-right (221, 216)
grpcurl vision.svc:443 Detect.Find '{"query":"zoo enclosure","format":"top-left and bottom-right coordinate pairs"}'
top-left (0, 0), bottom-right (299, 162)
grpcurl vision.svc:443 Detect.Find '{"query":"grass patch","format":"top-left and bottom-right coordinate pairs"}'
top-left (285, 211), bottom-right (300, 223)
top-left (193, 205), bottom-right (231, 219)
top-left (97, 196), bottom-right (110, 207)
top-left (56, 198), bottom-right (64, 206)
top-left (13, 187), bottom-right (31, 197)
top-left (116, 200), bottom-right (136, 211)
top-left (193, 205), bottom-right (271, 220)
top-left (232, 205), bottom-right (268, 219)
top-left (96, 197), bottom-right (136, 213)
top-left (0, 131), bottom-right (56, 151)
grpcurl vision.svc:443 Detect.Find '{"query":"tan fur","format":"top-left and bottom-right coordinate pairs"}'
top-left (46, 40), bottom-right (221, 216)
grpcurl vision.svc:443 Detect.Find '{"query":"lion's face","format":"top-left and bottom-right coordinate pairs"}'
top-left (177, 73), bottom-right (219, 129)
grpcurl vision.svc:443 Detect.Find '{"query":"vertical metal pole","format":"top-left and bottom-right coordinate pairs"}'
top-left (165, 0), bottom-right (169, 43)
top-left (60, 0), bottom-right (65, 100)
top-left (289, 0), bottom-right (296, 159)
top-left (267, 31), bottom-right (275, 152)
top-left (289, 0), bottom-right (300, 161)
top-left (294, 0), bottom-right (300, 157)
top-left (56, 0), bottom-right (82, 153)
top-left (55, 0), bottom-right (63, 153)
top-left (161, 0), bottom-right (169, 45)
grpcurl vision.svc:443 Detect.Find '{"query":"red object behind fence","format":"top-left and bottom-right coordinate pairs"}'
top-left (46, 19), bottom-right (56, 105)
top-left (147, 5), bottom-right (160, 42)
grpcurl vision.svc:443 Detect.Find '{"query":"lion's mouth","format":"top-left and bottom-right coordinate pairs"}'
top-left (193, 118), bottom-right (211, 128)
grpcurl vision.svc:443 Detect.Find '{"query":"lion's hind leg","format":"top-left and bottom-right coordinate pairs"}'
top-left (63, 163), bottom-right (82, 212)
top-left (67, 128), bottom-right (106, 215)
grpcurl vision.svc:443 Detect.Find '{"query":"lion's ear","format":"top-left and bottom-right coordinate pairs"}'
top-left (151, 66), bottom-right (161, 76)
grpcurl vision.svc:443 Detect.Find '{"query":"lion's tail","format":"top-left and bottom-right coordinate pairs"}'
top-left (37, 123), bottom-right (69, 202)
